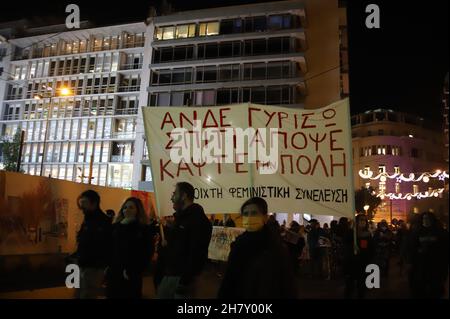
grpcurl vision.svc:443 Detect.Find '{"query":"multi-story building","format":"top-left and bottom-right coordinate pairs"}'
top-left (134, 0), bottom-right (343, 191)
top-left (1, 0), bottom-right (345, 192)
top-left (0, 21), bottom-right (146, 188)
top-left (352, 109), bottom-right (447, 222)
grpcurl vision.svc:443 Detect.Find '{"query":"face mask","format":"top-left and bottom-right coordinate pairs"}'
top-left (242, 216), bottom-right (265, 232)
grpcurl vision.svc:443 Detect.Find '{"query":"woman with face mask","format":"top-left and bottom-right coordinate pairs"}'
top-left (217, 197), bottom-right (297, 298)
top-left (106, 197), bottom-right (155, 299)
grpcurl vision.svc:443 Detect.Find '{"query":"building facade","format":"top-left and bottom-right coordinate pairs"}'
top-left (0, 0), bottom-right (344, 192)
top-left (352, 109), bottom-right (447, 222)
top-left (134, 0), bottom-right (343, 190)
top-left (0, 22), bottom-right (146, 188)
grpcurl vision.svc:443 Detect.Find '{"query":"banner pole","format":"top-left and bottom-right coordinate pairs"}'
top-left (248, 102), bottom-right (255, 190)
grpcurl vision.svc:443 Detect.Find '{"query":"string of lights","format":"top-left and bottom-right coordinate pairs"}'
top-left (378, 188), bottom-right (445, 200)
top-left (358, 169), bottom-right (449, 183)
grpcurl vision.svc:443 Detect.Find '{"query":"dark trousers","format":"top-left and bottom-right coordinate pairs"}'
top-left (106, 270), bottom-right (143, 299)
top-left (410, 267), bottom-right (446, 299)
top-left (310, 249), bottom-right (323, 278)
top-left (344, 262), bottom-right (367, 299)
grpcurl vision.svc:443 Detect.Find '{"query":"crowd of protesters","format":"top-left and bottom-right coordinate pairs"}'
top-left (67, 183), bottom-right (448, 299)
top-left (277, 213), bottom-right (449, 299)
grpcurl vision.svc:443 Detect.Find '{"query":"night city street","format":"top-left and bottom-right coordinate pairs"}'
top-left (0, 0), bottom-right (448, 314)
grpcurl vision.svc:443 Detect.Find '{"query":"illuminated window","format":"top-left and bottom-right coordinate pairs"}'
top-left (413, 184), bottom-right (419, 193)
top-left (413, 207), bottom-right (419, 213)
top-left (394, 166), bottom-right (400, 174)
top-left (155, 28), bottom-right (163, 40)
top-left (392, 146), bottom-right (401, 156)
top-left (363, 166), bottom-right (370, 175)
top-left (364, 147), bottom-right (370, 156)
top-left (188, 24), bottom-right (196, 37)
top-left (162, 27), bottom-right (175, 40)
top-left (395, 183), bottom-right (400, 193)
top-left (175, 25), bottom-right (188, 38)
top-left (175, 24), bottom-right (196, 38)
top-left (377, 146), bottom-right (386, 155)
top-left (199, 22), bottom-right (219, 36)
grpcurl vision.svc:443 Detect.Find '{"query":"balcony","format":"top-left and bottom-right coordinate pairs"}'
top-left (123, 41), bottom-right (145, 49)
top-left (110, 155), bottom-right (134, 162)
top-left (119, 63), bottom-right (143, 70)
top-left (108, 132), bottom-right (136, 139)
top-left (118, 85), bottom-right (140, 92)
top-left (5, 95), bottom-right (23, 100)
top-left (115, 108), bottom-right (138, 115)
top-left (2, 114), bottom-right (20, 121)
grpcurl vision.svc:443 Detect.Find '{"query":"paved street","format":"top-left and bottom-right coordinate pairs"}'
top-left (1, 257), bottom-right (447, 299)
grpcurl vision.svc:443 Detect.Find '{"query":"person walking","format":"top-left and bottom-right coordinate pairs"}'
top-left (106, 197), bottom-right (155, 299)
top-left (218, 197), bottom-right (297, 298)
top-left (72, 190), bottom-right (112, 299)
top-left (156, 182), bottom-right (212, 299)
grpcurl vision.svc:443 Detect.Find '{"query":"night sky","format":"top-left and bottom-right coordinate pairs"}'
top-left (1, 0), bottom-right (448, 123)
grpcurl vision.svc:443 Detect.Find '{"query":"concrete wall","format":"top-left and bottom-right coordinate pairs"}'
top-left (0, 171), bottom-right (155, 255)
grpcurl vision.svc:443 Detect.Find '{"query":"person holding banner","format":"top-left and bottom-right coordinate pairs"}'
top-left (156, 182), bottom-right (212, 299)
top-left (218, 197), bottom-right (297, 299)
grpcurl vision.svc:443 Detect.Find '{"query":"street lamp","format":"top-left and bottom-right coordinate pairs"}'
top-left (363, 204), bottom-right (370, 214)
top-left (34, 87), bottom-right (73, 176)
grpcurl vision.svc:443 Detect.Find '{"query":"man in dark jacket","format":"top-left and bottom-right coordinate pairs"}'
top-left (156, 182), bottom-right (212, 299)
top-left (72, 190), bottom-right (112, 299)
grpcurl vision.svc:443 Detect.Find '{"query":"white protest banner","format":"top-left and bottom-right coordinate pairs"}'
top-left (208, 226), bottom-right (245, 261)
top-left (142, 98), bottom-right (354, 218)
